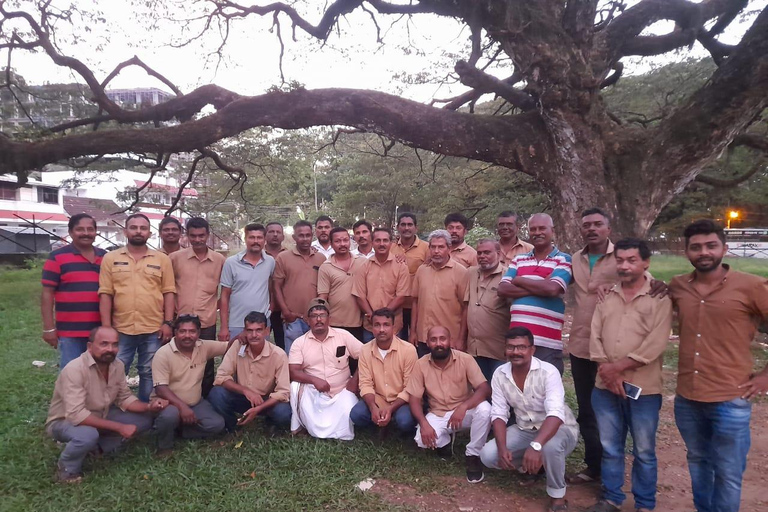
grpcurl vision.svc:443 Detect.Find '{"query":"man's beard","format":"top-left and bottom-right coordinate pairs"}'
top-left (431, 347), bottom-right (451, 360)
top-left (692, 255), bottom-right (723, 273)
top-left (128, 237), bottom-right (146, 246)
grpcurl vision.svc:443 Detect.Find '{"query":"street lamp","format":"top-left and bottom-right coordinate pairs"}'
top-left (727, 210), bottom-right (739, 229)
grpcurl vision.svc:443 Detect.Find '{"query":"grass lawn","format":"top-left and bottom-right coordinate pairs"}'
top-left (649, 254), bottom-right (768, 282)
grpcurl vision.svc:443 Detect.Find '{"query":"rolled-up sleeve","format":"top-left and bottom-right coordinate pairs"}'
top-left (269, 355), bottom-right (290, 402)
top-left (358, 350), bottom-right (376, 398)
top-left (500, 260), bottom-right (518, 284)
top-left (628, 296), bottom-right (673, 365)
top-left (213, 343), bottom-right (238, 386)
top-left (589, 301), bottom-right (609, 363)
top-left (550, 254), bottom-right (572, 292)
top-left (397, 348), bottom-right (418, 402)
top-left (542, 366), bottom-right (567, 422)
top-left (405, 362), bottom-right (426, 399)
top-left (98, 253), bottom-right (115, 296)
top-left (61, 370), bottom-right (92, 426)
top-left (490, 370), bottom-right (510, 424)
top-left (160, 255), bottom-right (176, 294)
top-left (114, 376), bottom-right (139, 411)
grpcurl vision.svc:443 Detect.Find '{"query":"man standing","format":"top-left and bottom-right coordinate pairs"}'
top-left (466, 239), bottom-right (511, 382)
top-left (498, 213), bottom-right (571, 374)
top-left (407, 326), bottom-right (491, 483)
top-left (170, 217), bottom-right (225, 398)
top-left (568, 207), bottom-right (615, 483)
top-left (288, 299), bottom-right (363, 440)
top-left (496, 211), bottom-right (533, 265)
top-left (274, 220), bottom-right (327, 354)
top-left (669, 220), bottom-right (768, 512)
top-left (480, 327), bottom-right (579, 512)
top-left (265, 221), bottom-right (287, 349)
top-left (208, 311), bottom-right (292, 432)
top-left (219, 223), bottom-right (275, 341)
top-left (318, 227), bottom-right (366, 340)
top-left (391, 212), bottom-right (429, 340)
top-left (444, 212), bottom-right (478, 268)
top-left (586, 239), bottom-right (673, 512)
top-left (45, 326), bottom-right (168, 482)
top-left (152, 315), bottom-right (228, 452)
top-left (158, 217), bottom-right (183, 255)
top-left (410, 230), bottom-right (470, 356)
top-left (353, 227), bottom-right (410, 342)
top-left (99, 213), bottom-right (176, 402)
top-left (42, 213), bottom-right (107, 369)
top-left (351, 308), bottom-right (418, 435)
top-left (351, 220), bottom-right (375, 259)
top-left (311, 215), bottom-right (335, 259)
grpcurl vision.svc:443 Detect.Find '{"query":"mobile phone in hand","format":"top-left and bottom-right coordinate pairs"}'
top-left (623, 381), bottom-right (642, 400)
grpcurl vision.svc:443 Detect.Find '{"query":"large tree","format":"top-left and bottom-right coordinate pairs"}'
top-left (1, 0), bottom-right (767, 248)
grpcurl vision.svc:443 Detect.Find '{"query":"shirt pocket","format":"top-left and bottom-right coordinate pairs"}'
top-left (112, 265), bottom-right (133, 284)
top-left (142, 265), bottom-right (163, 284)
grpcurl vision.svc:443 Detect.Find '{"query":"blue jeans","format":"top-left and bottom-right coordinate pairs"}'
top-left (362, 329), bottom-right (375, 343)
top-left (117, 332), bottom-right (161, 402)
top-left (349, 400), bottom-right (416, 434)
top-left (675, 395), bottom-right (752, 512)
top-left (208, 386), bottom-right (292, 432)
top-left (59, 337), bottom-right (88, 371)
top-left (283, 318), bottom-right (309, 355)
top-left (592, 388), bottom-right (661, 510)
top-left (474, 356), bottom-right (504, 383)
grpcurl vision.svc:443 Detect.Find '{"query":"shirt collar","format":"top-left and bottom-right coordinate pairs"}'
top-left (372, 251), bottom-right (395, 265)
top-left (237, 250), bottom-right (266, 266)
top-left (478, 262), bottom-right (505, 276)
top-left (397, 237), bottom-right (423, 249)
top-left (83, 350), bottom-right (97, 368)
top-left (686, 263), bottom-right (731, 283)
top-left (499, 356), bottom-right (541, 379)
top-left (187, 247), bottom-right (213, 261)
top-left (451, 242), bottom-right (469, 252)
top-left (432, 258), bottom-right (455, 270)
top-left (169, 338), bottom-right (202, 352)
top-left (244, 340), bottom-right (272, 360)
top-left (306, 327), bottom-right (338, 343)
top-left (579, 240), bottom-right (615, 257)
top-left (608, 275), bottom-right (652, 299)
top-left (427, 349), bottom-right (457, 368)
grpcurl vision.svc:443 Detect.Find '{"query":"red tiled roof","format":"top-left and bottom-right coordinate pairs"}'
top-left (134, 180), bottom-right (197, 197)
top-left (0, 209), bottom-right (69, 222)
top-left (63, 197), bottom-right (127, 222)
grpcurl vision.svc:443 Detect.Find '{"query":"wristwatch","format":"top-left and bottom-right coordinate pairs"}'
top-left (529, 441), bottom-right (542, 452)
top-left (163, 320), bottom-right (174, 328)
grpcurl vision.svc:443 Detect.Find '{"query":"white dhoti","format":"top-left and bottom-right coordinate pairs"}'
top-left (290, 382), bottom-right (358, 440)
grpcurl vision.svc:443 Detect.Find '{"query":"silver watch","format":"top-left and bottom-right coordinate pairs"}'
top-left (529, 441), bottom-right (542, 452)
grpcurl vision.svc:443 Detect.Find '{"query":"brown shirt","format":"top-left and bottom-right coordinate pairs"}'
top-left (46, 351), bottom-right (138, 430)
top-left (170, 247), bottom-right (226, 328)
top-left (288, 327), bottom-right (364, 396)
top-left (406, 349), bottom-right (486, 416)
top-left (570, 242), bottom-right (619, 359)
top-left (273, 248), bottom-right (326, 317)
top-left (499, 238), bottom-right (534, 265)
top-left (411, 260), bottom-right (470, 342)
top-left (358, 336), bottom-right (418, 408)
top-left (450, 242), bottom-right (478, 268)
top-left (265, 246), bottom-right (286, 312)
top-left (590, 278), bottom-right (673, 395)
top-left (669, 267), bottom-right (768, 402)
top-left (351, 253), bottom-right (410, 332)
top-left (98, 248), bottom-right (176, 335)
top-left (465, 263), bottom-right (511, 360)
top-left (214, 341), bottom-right (290, 402)
top-left (391, 236), bottom-right (429, 309)
top-left (152, 338), bottom-right (228, 406)
top-left (317, 255), bottom-right (366, 328)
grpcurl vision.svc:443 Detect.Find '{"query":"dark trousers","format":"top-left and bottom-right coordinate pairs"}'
top-left (338, 326), bottom-right (365, 342)
top-left (200, 325), bottom-right (217, 398)
top-left (270, 311), bottom-right (285, 350)
top-left (534, 345), bottom-right (564, 375)
top-left (416, 342), bottom-right (430, 358)
top-left (398, 308), bottom-right (412, 340)
top-left (571, 354), bottom-right (602, 474)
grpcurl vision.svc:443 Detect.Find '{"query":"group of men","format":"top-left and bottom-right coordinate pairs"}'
top-left (40, 208), bottom-right (767, 512)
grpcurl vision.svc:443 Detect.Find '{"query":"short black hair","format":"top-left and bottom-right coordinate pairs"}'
top-left (293, 220), bottom-right (313, 231)
top-left (353, 219), bottom-right (373, 232)
top-left (125, 213), bottom-right (150, 226)
top-left (373, 226), bottom-right (392, 239)
top-left (68, 213), bottom-right (96, 231)
top-left (159, 216), bottom-right (182, 230)
top-left (444, 212), bottom-right (469, 229)
top-left (175, 314), bottom-right (202, 331)
top-left (683, 219), bottom-right (726, 247)
top-left (314, 215), bottom-right (334, 226)
top-left (266, 221), bottom-right (283, 230)
top-left (329, 226), bottom-right (349, 242)
top-left (398, 212), bottom-right (417, 225)
top-left (497, 211), bottom-right (517, 219)
top-left (614, 238), bottom-right (651, 260)
top-left (371, 308), bottom-right (395, 322)
top-left (581, 207), bottom-right (611, 226)
top-left (505, 326), bottom-right (534, 346)
top-left (244, 223), bottom-right (266, 236)
top-left (244, 311), bottom-right (268, 327)
top-left (88, 325), bottom-right (117, 343)
top-left (185, 217), bottom-right (209, 232)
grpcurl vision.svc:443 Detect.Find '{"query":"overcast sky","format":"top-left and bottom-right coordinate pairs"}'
top-left (7, 0), bottom-right (766, 103)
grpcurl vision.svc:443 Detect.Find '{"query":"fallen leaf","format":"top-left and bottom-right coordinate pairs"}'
top-left (356, 478), bottom-right (375, 491)
top-left (234, 440), bottom-right (244, 449)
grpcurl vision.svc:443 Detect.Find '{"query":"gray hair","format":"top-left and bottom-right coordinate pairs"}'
top-left (427, 229), bottom-right (452, 247)
top-left (476, 238), bottom-right (501, 251)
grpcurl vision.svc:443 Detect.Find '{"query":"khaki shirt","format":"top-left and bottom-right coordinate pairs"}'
top-left (152, 339), bottom-right (228, 406)
top-left (406, 349), bottom-right (486, 416)
top-left (499, 238), bottom-right (534, 265)
top-left (358, 336), bottom-right (418, 408)
top-left (98, 248), bottom-right (176, 335)
top-left (46, 351), bottom-right (138, 430)
top-left (351, 253), bottom-right (410, 332)
top-left (170, 247), bottom-right (225, 328)
top-left (669, 266), bottom-right (768, 402)
top-left (214, 341), bottom-right (290, 402)
top-left (411, 260), bottom-right (470, 342)
top-left (273, 248), bottom-right (326, 317)
top-left (450, 242), bottom-right (478, 268)
top-left (288, 327), bottom-right (363, 397)
top-left (465, 263), bottom-right (511, 360)
top-left (590, 278), bottom-right (673, 395)
top-left (570, 242), bottom-right (619, 359)
top-left (391, 237), bottom-right (429, 309)
top-left (317, 255), bottom-right (366, 328)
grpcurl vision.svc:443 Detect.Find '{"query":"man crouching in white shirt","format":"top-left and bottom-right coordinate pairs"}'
top-left (480, 326), bottom-right (579, 512)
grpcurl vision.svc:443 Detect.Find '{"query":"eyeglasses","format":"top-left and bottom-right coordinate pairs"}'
top-left (308, 313), bottom-right (329, 320)
top-left (507, 344), bottom-right (532, 353)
